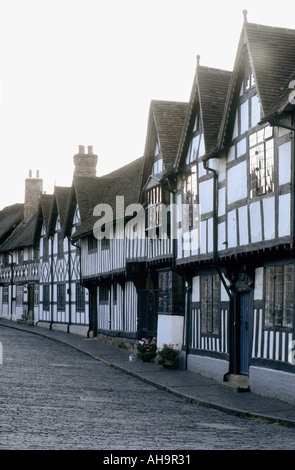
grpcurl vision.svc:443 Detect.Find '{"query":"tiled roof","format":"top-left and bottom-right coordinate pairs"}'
top-left (152, 100), bottom-right (189, 166)
top-left (141, 100), bottom-right (188, 189)
top-left (47, 186), bottom-right (71, 235)
top-left (0, 203), bottom-right (24, 245)
top-left (174, 64), bottom-right (231, 169)
top-left (0, 212), bottom-right (37, 251)
top-left (246, 22), bottom-right (295, 120)
top-left (71, 156), bottom-right (145, 240)
top-left (219, 21), bottom-right (295, 148)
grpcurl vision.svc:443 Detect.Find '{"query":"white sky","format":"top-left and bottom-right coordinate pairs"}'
top-left (0, 0), bottom-right (294, 210)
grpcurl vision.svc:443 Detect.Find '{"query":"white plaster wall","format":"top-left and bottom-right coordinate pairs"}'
top-left (192, 276), bottom-right (200, 302)
top-left (278, 141), bottom-right (291, 186)
top-left (187, 355), bottom-right (229, 382)
top-left (250, 201), bottom-right (262, 243)
top-left (227, 210), bottom-right (237, 247)
top-left (199, 179), bottom-right (213, 214)
top-left (278, 193), bottom-right (291, 237)
top-left (218, 187), bottom-right (225, 216)
top-left (157, 314), bottom-right (184, 350)
top-left (250, 366), bottom-right (295, 405)
top-left (218, 222), bottom-right (226, 251)
top-left (263, 197), bottom-right (275, 240)
top-left (254, 267), bottom-right (264, 300)
top-left (238, 205), bottom-right (248, 245)
top-left (227, 161), bottom-right (247, 204)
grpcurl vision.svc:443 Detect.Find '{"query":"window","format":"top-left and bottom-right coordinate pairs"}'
top-left (57, 283), bottom-right (66, 310)
top-left (200, 275), bottom-right (220, 334)
top-left (76, 283), bottom-right (85, 311)
top-left (43, 284), bottom-right (50, 310)
top-left (265, 264), bottom-right (294, 328)
top-left (16, 286), bottom-right (24, 307)
top-left (2, 286), bottom-right (8, 304)
top-left (99, 284), bottom-right (109, 304)
top-left (88, 234), bottom-right (97, 252)
top-left (249, 126), bottom-right (274, 198)
top-left (183, 164), bottom-right (198, 230)
top-left (146, 185), bottom-right (162, 229)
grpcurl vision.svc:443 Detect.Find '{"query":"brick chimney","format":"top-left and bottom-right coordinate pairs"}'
top-left (24, 170), bottom-right (43, 222)
top-left (73, 145), bottom-right (98, 177)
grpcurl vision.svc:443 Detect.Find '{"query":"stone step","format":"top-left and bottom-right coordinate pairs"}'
top-left (220, 374), bottom-right (250, 393)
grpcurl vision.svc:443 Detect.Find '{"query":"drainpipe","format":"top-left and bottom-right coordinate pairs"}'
top-left (50, 236), bottom-right (54, 329)
top-left (8, 252), bottom-right (13, 320)
top-left (67, 237), bottom-right (72, 333)
top-left (202, 155), bottom-right (232, 299)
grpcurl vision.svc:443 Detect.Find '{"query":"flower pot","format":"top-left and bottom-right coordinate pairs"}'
top-left (142, 355), bottom-right (153, 362)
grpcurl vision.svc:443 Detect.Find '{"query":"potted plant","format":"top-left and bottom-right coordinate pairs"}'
top-left (156, 343), bottom-right (181, 369)
top-left (136, 337), bottom-right (157, 362)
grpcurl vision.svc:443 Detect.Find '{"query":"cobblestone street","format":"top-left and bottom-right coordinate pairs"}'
top-left (0, 326), bottom-right (294, 451)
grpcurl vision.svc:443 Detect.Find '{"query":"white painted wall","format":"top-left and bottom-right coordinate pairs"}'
top-left (227, 160), bottom-right (247, 204)
top-left (157, 314), bottom-right (184, 350)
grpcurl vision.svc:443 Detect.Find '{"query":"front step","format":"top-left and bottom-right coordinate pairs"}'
top-left (221, 374), bottom-right (250, 393)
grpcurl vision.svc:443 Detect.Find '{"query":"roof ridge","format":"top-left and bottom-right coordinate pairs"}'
top-left (246, 21), bottom-right (295, 35)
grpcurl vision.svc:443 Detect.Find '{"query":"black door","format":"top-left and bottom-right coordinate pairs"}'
top-left (141, 289), bottom-right (158, 338)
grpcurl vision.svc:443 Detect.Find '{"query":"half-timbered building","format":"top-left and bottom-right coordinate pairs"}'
top-left (173, 14), bottom-right (295, 403)
top-left (140, 100), bottom-right (188, 347)
top-left (0, 12), bottom-right (294, 405)
top-left (70, 155), bottom-right (145, 347)
top-left (0, 171), bottom-right (43, 322)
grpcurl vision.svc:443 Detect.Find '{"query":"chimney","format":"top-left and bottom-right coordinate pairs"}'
top-left (73, 145), bottom-right (98, 177)
top-left (24, 170), bottom-right (43, 222)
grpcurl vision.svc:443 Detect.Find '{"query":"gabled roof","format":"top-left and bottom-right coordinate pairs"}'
top-left (218, 18), bottom-right (295, 149)
top-left (141, 100), bottom-right (188, 189)
top-left (0, 212), bottom-right (37, 252)
top-left (47, 186), bottom-right (71, 236)
top-left (34, 193), bottom-right (54, 244)
top-left (246, 22), bottom-right (295, 121)
top-left (174, 61), bottom-right (231, 170)
top-left (71, 156), bottom-right (145, 241)
top-left (0, 203), bottom-right (24, 246)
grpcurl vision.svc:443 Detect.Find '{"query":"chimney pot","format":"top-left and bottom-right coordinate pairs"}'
top-left (36, 170), bottom-right (39, 178)
top-left (78, 145), bottom-right (85, 154)
top-left (29, 170), bottom-right (32, 178)
top-left (88, 145), bottom-right (93, 154)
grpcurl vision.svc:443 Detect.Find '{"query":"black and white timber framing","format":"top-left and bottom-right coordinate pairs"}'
top-left (0, 13), bottom-right (294, 404)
